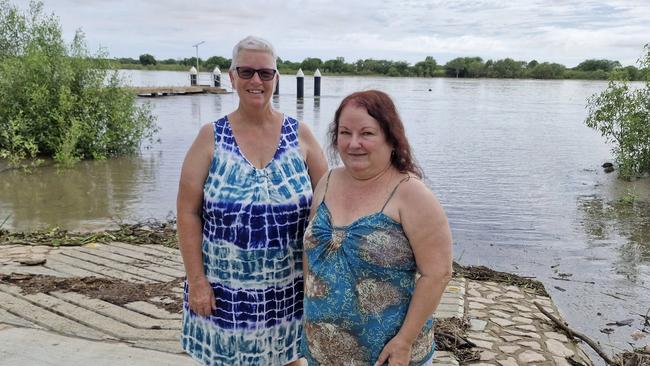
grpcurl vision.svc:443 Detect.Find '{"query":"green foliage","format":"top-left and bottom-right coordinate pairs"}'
top-left (0, 0), bottom-right (157, 166)
top-left (180, 56), bottom-right (202, 69)
top-left (586, 45), bottom-right (650, 180)
top-left (490, 58), bottom-right (526, 78)
top-left (323, 56), bottom-right (353, 73)
top-left (615, 66), bottom-right (642, 81)
top-left (445, 57), bottom-right (478, 77)
top-left (159, 58), bottom-right (179, 65)
top-left (529, 62), bottom-right (565, 79)
top-left (575, 59), bottom-right (621, 72)
top-left (300, 57), bottom-right (323, 71)
top-left (115, 57), bottom-right (138, 64)
top-left (112, 50), bottom-right (643, 81)
top-left (204, 55), bottom-right (230, 71)
top-left (563, 69), bottom-right (609, 80)
top-left (619, 192), bottom-right (637, 205)
top-left (138, 53), bottom-right (156, 65)
top-left (413, 56), bottom-right (437, 77)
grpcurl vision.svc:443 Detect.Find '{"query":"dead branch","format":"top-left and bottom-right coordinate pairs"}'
top-left (533, 302), bottom-right (615, 365)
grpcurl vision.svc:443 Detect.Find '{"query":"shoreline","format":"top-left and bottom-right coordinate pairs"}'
top-left (113, 65), bottom-right (640, 81)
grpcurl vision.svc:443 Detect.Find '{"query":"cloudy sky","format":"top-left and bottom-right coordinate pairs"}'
top-left (26, 0), bottom-right (650, 67)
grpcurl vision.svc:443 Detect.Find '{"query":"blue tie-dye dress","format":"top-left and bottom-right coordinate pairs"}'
top-left (181, 115), bottom-right (312, 366)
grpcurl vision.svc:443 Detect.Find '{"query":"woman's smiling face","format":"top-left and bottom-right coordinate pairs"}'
top-left (229, 49), bottom-right (277, 108)
top-left (336, 103), bottom-right (393, 176)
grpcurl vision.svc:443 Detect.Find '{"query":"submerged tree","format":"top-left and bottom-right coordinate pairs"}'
top-left (585, 44), bottom-right (650, 180)
top-left (0, 0), bottom-right (157, 166)
top-left (139, 53), bottom-right (156, 65)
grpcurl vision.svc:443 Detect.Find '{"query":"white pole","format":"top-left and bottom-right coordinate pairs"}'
top-left (192, 41), bottom-right (205, 74)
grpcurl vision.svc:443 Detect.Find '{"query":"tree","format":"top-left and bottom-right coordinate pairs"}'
top-left (529, 62), bottom-right (565, 79)
top-left (585, 45), bottom-right (650, 180)
top-left (466, 59), bottom-right (485, 77)
top-left (139, 53), bottom-right (156, 65)
top-left (617, 65), bottom-right (641, 81)
top-left (392, 61), bottom-right (410, 76)
top-left (527, 60), bottom-right (539, 69)
top-left (277, 58), bottom-right (300, 71)
top-left (413, 56), bottom-right (437, 77)
top-left (116, 57), bottom-right (138, 64)
top-left (323, 56), bottom-right (349, 73)
top-left (204, 55), bottom-right (230, 70)
top-left (575, 59), bottom-right (621, 72)
top-left (491, 58), bottom-right (525, 78)
top-left (181, 56), bottom-right (201, 67)
top-left (445, 57), bottom-right (466, 77)
top-left (0, 0), bottom-right (157, 166)
top-left (300, 57), bottom-right (323, 71)
top-left (444, 57), bottom-right (483, 78)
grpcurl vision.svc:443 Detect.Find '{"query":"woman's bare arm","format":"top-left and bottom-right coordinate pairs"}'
top-left (177, 122), bottom-right (216, 317)
top-left (298, 121), bottom-right (328, 190)
top-left (375, 179), bottom-right (453, 366)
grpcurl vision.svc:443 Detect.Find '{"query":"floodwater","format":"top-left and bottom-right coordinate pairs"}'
top-left (1, 70), bottom-right (649, 359)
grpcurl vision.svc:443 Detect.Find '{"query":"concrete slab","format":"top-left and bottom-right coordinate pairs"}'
top-left (0, 287), bottom-right (112, 340)
top-left (59, 249), bottom-right (177, 282)
top-left (48, 252), bottom-right (151, 283)
top-left (50, 291), bottom-right (180, 329)
top-left (0, 327), bottom-right (196, 366)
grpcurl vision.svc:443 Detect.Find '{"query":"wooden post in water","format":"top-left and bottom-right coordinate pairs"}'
top-left (189, 66), bottom-right (198, 86)
top-left (213, 66), bottom-right (221, 87)
top-left (296, 68), bottom-right (304, 99)
top-left (314, 68), bottom-right (321, 97)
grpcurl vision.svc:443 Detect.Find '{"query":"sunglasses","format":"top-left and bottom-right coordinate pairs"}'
top-left (235, 67), bottom-right (277, 81)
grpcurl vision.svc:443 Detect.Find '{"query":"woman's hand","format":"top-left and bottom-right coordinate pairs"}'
top-left (188, 277), bottom-right (216, 317)
top-left (374, 335), bottom-right (413, 366)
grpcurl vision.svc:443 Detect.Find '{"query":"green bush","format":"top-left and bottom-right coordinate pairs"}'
top-left (586, 44), bottom-right (650, 180)
top-left (139, 53), bottom-right (156, 66)
top-left (0, 0), bottom-right (157, 167)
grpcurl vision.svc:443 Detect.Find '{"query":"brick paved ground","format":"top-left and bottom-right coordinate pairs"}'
top-left (0, 243), bottom-right (592, 365)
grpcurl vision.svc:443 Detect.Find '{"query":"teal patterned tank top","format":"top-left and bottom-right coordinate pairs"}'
top-left (302, 173), bottom-right (435, 365)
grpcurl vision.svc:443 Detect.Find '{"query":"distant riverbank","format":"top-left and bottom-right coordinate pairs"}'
top-left (114, 63), bottom-right (645, 81)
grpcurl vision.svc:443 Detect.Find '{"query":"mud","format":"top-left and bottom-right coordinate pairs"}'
top-left (453, 262), bottom-right (548, 296)
top-left (0, 273), bottom-right (183, 314)
top-left (0, 220), bottom-right (178, 248)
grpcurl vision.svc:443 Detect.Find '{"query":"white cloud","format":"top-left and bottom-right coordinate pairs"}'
top-left (31, 0), bottom-right (650, 67)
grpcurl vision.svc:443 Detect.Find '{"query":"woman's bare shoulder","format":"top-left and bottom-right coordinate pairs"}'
top-left (396, 176), bottom-right (442, 210)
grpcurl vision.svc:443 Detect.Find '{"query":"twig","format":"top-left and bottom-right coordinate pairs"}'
top-left (533, 302), bottom-right (615, 365)
top-left (0, 215), bottom-right (9, 231)
top-left (551, 277), bottom-right (596, 284)
top-left (602, 292), bottom-right (626, 300)
top-left (437, 331), bottom-right (476, 348)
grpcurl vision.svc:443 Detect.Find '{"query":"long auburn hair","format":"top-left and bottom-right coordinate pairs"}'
top-left (328, 90), bottom-right (423, 178)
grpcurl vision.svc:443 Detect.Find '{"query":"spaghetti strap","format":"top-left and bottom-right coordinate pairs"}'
top-left (380, 176), bottom-right (412, 213)
top-left (322, 170), bottom-right (333, 204)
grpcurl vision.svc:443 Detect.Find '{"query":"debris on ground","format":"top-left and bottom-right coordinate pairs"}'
top-left (453, 262), bottom-right (548, 296)
top-left (433, 316), bottom-right (480, 363)
top-left (0, 273), bottom-right (183, 314)
top-left (0, 220), bottom-right (178, 248)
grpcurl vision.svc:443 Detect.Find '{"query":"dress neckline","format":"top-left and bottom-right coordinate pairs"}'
top-left (224, 114), bottom-right (286, 170)
top-left (319, 201), bottom-right (400, 230)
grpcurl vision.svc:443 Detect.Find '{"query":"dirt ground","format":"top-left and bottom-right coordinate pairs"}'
top-left (0, 273), bottom-right (183, 314)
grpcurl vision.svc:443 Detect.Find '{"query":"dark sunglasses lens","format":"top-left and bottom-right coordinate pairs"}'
top-left (258, 69), bottom-right (275, 81)
top-left (237, 67), bottom-right (255, 79)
